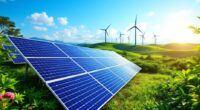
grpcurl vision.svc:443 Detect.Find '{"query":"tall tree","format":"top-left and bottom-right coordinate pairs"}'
top-left (189, 16), bottom-right (200, 34)
top-left (0, 16), bottom-right (22, 36)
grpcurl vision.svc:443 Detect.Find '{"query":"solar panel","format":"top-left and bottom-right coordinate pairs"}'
top-left (55, 43), bottom-right (89, 57)
top-left (48, 74), bottom-right (112, 110)
top-left (9, 53), bottom-right (27, 64)
top-left (7, 36), bottom-right (141, 110)
top-left (8, 37), bottom-right (67, 57)
top-left (79, 47), bottom-right (110, 57)
top-left (90, 69), bottom-right (125, 94)
top-left (2, 44), bottom-right (15, 50)
top-left (28, 58), bottom-right (85, 81)
top-left (72, 58), bottom-right (105, 72)
top-left (2, 44), bottom-right (26, 64)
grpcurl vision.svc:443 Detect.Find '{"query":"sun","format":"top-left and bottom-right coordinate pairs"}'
top-left (172, 36), bottom-right (192, 43)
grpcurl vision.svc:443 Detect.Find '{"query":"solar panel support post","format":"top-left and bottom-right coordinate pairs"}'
top-left (24, 64), bottom-right (29, 77)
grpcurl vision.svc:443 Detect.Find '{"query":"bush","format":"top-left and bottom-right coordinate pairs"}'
top-left (151, 65), bottom-right (200, 110)
top-left (133, 60), bottom-right (159, 73)
top-left (0, 74), bottom-right (24, 110)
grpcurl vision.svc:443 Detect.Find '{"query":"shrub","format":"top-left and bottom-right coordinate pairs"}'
top-left (0, 74), bottom-right (24, 110)
top-left (133, 60), bottom-right (159, 73)
top-left (151, 65), bottom-right (200, 110)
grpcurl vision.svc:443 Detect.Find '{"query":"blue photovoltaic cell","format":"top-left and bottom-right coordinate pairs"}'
top-left (73, 58), bottom-right (105, 72)
top-left (8, 37), bottom-right (67, 57)
top-left (91, 69), bottom-right (125, 94)
top-left (95, 58), bottom-right (119, 67)
top-left (28, 58), bottom-right (85, 81)
top-left (2, 45), bottom-right (19, 54)
top-left (9, 53), bottom-right (26, 64)
top-left (55, 43), bottom-right (89, 57)
top-left (109, 65), bottom-right (133, 82)
top-left (128, 62), bottom-right (141, 72)
top-left (103, 50), bottom-right (121, 58)
top-left (48, 74), bottom-right (112, 110)
top-left (79, 47), bottom-right (108, 57)
top-left (7, 36), bottom-right (142, 110)
top-left (124, 63), bottom-right (141, 77)
top-left (2, 44), bottom-right (26, 64)
top-left (2, 44), bottom-right (15, 50)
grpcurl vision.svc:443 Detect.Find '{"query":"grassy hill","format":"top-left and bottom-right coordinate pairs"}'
top-left (83, 42), bottom-right (199, 58)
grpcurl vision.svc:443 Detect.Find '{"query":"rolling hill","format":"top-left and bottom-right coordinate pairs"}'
top-left (83, 43), bottom-right (200, 58)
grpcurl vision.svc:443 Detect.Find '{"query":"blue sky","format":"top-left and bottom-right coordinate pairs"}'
top-left (0, 0), bottom-right (200, 44)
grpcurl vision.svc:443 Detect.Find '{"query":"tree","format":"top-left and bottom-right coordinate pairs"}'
top-left (0, 16), bottom-right (22, 63)
top-left (189, 16), bottom-right (200, 34)
top-left (0, 16), bottom-right (22, 37)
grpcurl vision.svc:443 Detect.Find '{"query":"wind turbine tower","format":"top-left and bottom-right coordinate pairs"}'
top-left (139, 32), bottom-right (145, 45)
top-left (119, 32), bottom-right (124, 44)
top-left (153, 34), bottom-right (158, 45)
top-left (100, 24), bottom-right (111, 43)
top-left (128, 15), bottom-right (142, 45)
top-left (127, 36), bottom-right (130, 44)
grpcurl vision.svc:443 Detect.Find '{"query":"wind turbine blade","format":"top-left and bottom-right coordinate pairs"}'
top-left (135, 15), bottom-right (137, 26)
top-left (100, 29), bottom-right (106, 31)
top-left (106, 30), bottom-right (109, 36)
top-left (136, 26), bottom-right (142, 33)
top-left (106, 24), bottom-right (111, 30)
top-left (128, 26), bottom-right (136, 31)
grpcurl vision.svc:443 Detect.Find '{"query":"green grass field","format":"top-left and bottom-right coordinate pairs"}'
top-left (84, 42), bottom-right (199, 58)
top-left (103, 73), bottom-right (170, 110)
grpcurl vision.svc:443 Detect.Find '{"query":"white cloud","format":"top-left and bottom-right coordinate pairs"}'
top-left (147, 11), bottom-right (155, 17)
top-left (34, 26), bottom-right (48, 31)
top-left (80, 25), bottom-right (85, 29)
top-left (40, 26), bottom-right (106, 43)
top-left (29, 12), bottom-right (54, 26)
top-left (58, 17), bottom-right (68, 25)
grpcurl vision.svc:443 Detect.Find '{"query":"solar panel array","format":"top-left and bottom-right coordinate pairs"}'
top-left (2, 44), bottom-right (26, 64)
top-left (7, 36), bottom-right (141, 110)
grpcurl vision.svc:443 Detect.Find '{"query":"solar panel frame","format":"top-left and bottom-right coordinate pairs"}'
top-left (2, 44), bottom-right (15, 50)
top-left (9, 53), bottom-right (27, 64)
top-left (6, 35), bottom-right (142, 110)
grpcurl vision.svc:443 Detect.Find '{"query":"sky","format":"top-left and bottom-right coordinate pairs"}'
top-left (0, 0), bottom-right (200, 44)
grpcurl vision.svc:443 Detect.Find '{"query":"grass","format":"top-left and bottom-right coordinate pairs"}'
top-left (83, 42), bottom-right (199, 58)
top-left (102, 73), bottom-right (171, 110)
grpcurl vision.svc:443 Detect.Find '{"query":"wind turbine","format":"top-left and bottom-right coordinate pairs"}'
top-left (153, 34), bottom-right (158, 45)
top-left (127, 36), bottom-right (130, 44)
top-left (128, 15), bottom-right (142, 45)
top-left (119, 32), bottom-right (124, 44)
top-left (100, 24), bottom-right (111, 43)
top-left (139, 32), bottom-right (145, 45)
top-left (115, 38), bottom-right (118, 43)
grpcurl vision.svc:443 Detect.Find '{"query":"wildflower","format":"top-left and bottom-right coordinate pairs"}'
top-left (3, 92), bottom-right (15, 101)
top-left (0, 94), bottom-right (2, 101)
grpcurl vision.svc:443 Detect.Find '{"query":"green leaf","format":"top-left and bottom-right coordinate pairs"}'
top-left (14, 93), bottom-right (24, 104)
top-left (0, 74), bottom-right (18, 92)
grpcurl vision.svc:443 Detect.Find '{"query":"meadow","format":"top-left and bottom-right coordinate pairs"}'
top-left (1, 38), bottom-right (199, 109)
